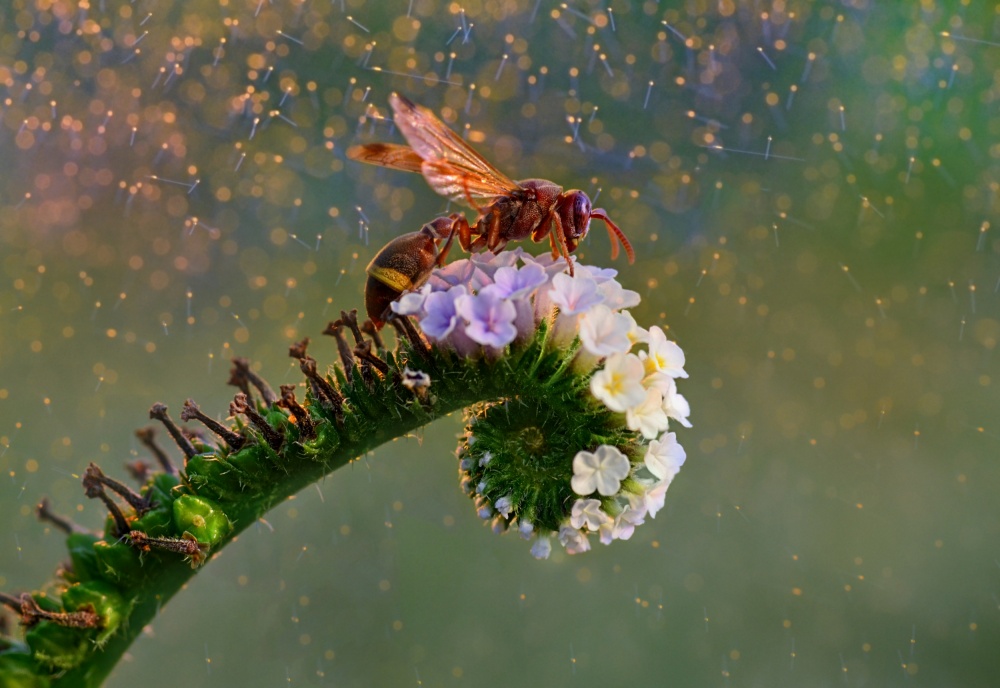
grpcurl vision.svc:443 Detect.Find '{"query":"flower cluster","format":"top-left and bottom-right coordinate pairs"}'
top-left (402, 248), bottom-right (690, 558)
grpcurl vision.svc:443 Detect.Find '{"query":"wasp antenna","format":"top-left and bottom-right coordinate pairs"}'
top-left (592, 209), bottom-right (634, 264)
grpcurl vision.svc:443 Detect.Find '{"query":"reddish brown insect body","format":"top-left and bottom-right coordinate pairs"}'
top-left (347, 93), bottom-right (634, 276)
top-left (364, 214), bottom-right (462, 328)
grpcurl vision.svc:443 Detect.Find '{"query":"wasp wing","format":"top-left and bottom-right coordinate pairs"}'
top-left (346, 142), bottom-right (426, 174)
top-left (389, 92), bottom-right (519, 202)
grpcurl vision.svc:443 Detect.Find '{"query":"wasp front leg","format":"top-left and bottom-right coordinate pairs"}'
top-left (533, 211), bottom-right (575, 276)
top-left (435, 213), bottom-right (469, 267)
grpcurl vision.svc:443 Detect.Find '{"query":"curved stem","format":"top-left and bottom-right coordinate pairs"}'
top-left (46, 345), bottom-right (541, 687)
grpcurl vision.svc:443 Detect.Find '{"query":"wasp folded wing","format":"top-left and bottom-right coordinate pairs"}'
top-left (418, 159), bottom-right (519, 204)
top-left (388, 92), bottom-right (518, 199)
top-left (345, 142), bottom-right (426, 174)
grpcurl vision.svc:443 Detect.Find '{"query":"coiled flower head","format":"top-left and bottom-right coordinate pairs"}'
top-left (400, 248), bottom-right (691, 558)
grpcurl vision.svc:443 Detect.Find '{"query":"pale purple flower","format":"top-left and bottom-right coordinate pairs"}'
top-left (455, 289), bottom-right (517, 347)
top-left (530, 535), bottom-right (552, 559)
top-left (471, 248), bottom-right (521, 279)
top-left (521, 253), bottom-right (570, 322)
top-left (519, 251), bottom-right (573, 273)
top-left (570, 498), bottom-right (612, 531)
top-left (494, 495), bottom-right (514, 518)
top-left (517, 520), bottom-right (534, 539)
top-left (571, 445), bottom-right (631, 496)
top-left (590, 352), bottom-right (646, 412)
top-left (390, 284), bottom-right (430, 316)
top-left (420, 286), bottom-right (467, 340)
top-left (486, 263), bottom-right (548, 300)
top-left (549, 272), bottom-right (603, 315)
top-left (576, 263), bottom-right (619, 283)
top-left (644, 432), bottom-right (686, 482)
top-left (598, 279), bottom-right (641, 310)
top-left (429, 259), bottom-right (472, 287)
top-left (558, 525), bottom-right (591, 554)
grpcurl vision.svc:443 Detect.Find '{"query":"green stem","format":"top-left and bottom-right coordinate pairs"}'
top-left (7, 333), bottom-right (580, 687)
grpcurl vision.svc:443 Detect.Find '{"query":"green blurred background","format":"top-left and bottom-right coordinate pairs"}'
top-left (2, 0), bottom-right (1000, 685)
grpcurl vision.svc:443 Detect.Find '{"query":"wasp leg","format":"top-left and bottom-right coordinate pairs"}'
top-left (547, 212), bottom-right (575, 276)
top-left (483, 209), bottom-right (506, 254)
top-left (434, 215), bottom-right (463, 267)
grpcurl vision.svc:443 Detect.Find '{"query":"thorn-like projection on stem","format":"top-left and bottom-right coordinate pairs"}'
top-left (82, 463), bottom-right (155, 515)
top-left (354, 340), bottom-right (390, 376)
top-left (278, 385), bottom-right (316, 440)
top-left (230, 358), bottom-right (278, 406)
top-left (361, 318), bottom-right (384, 350)
top-left (135, 426), bottom-right (178, 475)
top-left (0, 592), bottom-right (101, 630)
top-left (148, 403), bottom-right (197, 461)
top-left (387, 313), bottom-right (429, 358)
top-left (323, 319), bottom-right (356, 378)
top-left (123, 460), bottom-right (152, 484)
top-left (36, 498), bottom-right (90, 535)
top-left (229, 393), bottom-right (284, 451)
top-left (81, 470), bottom-right (130, 537)
top-left (127, 531), bottom-right (209, 568)
top-left (289, 338), bottom-right (344, 414)
top-left (180, 399), bottom-right (245, 451)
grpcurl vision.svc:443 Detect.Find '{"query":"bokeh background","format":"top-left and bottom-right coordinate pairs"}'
top-left (2, 0), bottom-right (1000, 685)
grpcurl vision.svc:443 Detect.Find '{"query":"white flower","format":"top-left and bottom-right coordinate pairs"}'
top-left (641, 326), bottom-right (688, 379)
top-left (644, 432), bottom-right (686, 482)
top-left (401, 367), bottom-right (431, 392)
top-left (558, 525), bottom-right (591, 554)
top-left (620, 310), bottom-right (649, 348)
top-left (590, 353), bottom-right (646, 412)
top-left (662, 383), bottom-right (692, 428)
top-left (571, 445), bottom-right (631, 496)
top-left (570, 498), bottom-right (612, 531)
top-left (626, 387), bottom-right (669, 440)
top-left (578, 304), bottom-right (632, 357)
top-left (549, 272), bottom-right (603, 315)
top-left (598, 505), bottom-right (646, 544)
top-left (597, 279), bottom-right (641, 310)
top-left (630, 479), bottom-right (670, 518)
top-left (530, 535), bottom-right (552, 559)
top-left (612, 506), bottom-right (646, 540)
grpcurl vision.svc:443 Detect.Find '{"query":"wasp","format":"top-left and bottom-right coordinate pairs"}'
top-left (364, 213), bottom-right (462, 328)
top-left (348, 93), bottom-right (634, 277)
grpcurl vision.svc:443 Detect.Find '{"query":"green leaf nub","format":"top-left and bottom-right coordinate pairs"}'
top-left (172, 495), bottom-right (233, 547)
